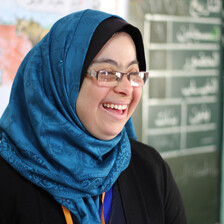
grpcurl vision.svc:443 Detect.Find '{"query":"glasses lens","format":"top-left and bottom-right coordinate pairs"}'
top-left (129, 72), bottom-right (147, 86)
top-left (97, 71), bottom-right (118, 87)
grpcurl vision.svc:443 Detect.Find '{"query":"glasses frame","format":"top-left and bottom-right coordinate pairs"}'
top-left (87, 70), bottom-right (149, 87)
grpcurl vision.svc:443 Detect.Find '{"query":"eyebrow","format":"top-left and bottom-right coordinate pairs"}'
top-left (91, 58), bottom-right (139, 68)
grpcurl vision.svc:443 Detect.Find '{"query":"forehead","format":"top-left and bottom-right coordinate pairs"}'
top-left (90, 32), bottom-right (138, 69)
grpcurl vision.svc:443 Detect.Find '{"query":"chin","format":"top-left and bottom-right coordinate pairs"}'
top-left (98, 129), bottom-right (123, 140)
top-left (105, 130), bottom-right (124, 140)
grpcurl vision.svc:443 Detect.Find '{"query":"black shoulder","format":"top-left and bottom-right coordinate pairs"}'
top-left (127, 139), bottom-right (187, 224)
top-left (129, 138), bottom-right (165, 169)
top-left (0, 156), bottom-right (65, 224)
top-left (128, 139), bottom-right (176, 193)
top-left (0, 155), bottom-right (38, 211)
top-left (0, 155), bottom-right (25, 193)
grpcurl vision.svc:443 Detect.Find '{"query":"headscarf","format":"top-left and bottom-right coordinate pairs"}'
top-left (0, 9), bottom-right (145, 223)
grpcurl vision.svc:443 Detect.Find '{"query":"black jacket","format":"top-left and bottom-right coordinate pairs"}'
top-left (0, 139), bottom-right (187, 223)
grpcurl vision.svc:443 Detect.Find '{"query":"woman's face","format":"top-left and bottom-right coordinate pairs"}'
top-left (76, 32), bottom-right (142, 140)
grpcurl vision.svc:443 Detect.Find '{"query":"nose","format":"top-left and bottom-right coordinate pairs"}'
top-left (113, 75), bottom-right (133, 95)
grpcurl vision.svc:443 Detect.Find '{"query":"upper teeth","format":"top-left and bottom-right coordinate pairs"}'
top-left (103, 104), bottom-right (127, 110)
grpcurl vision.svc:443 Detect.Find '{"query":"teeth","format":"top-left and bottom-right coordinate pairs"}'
top-left (103, 103), bottom-right (127, 110)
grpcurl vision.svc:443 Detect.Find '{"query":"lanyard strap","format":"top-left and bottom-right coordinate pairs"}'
top-left (61, 192), bottom-right (106, 224)
top-left (100, 192), bottom-right (106, 224)
top-left (62, 205), bottom-right (73, 224)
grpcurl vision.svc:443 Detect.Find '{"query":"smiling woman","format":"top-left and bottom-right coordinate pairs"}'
top-left (0, 9), bottom-right (187, 224)
top-left (76, 32), bottom-right (142, 140)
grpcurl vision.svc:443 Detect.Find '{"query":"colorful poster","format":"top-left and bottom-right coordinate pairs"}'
top-left (0, 0), bottom-right (102, 115)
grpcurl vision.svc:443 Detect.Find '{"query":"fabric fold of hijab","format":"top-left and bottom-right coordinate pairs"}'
top-left (0, 9), bottom-right (145, 224)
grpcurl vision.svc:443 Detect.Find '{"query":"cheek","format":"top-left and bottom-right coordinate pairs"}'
top-left (132, 87), bottom-right (142, 106)
top-left (76, 80), bottom-right (111, 127)
top-left (127, 87), bottom-right (142, 119)
top-left (128, 87), bottom-right (142, 116)
top-left (87, 87), bottom-right (111, 110)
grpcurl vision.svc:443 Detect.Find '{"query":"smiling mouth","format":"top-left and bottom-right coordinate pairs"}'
top-left (103, 103), bottom-right (127, 115)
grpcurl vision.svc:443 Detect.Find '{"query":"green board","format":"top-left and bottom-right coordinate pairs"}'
top-left (167, 151), bottom-right (220, 224)
top-left (129, 0), bottom-right (222, 223)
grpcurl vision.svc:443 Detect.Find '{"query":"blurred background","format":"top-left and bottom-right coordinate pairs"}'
top-left (0, 0), bottom-right (223, 223)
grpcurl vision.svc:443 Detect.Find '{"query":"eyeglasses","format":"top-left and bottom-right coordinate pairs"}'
top-left (87, 70), bottom-right (149, 87)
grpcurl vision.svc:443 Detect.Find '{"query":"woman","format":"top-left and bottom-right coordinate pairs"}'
top-left (0, 9), bottom-right (187, 224)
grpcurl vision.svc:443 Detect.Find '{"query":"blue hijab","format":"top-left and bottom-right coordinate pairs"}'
top-left (0, 9), bottom-right (142, 223)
